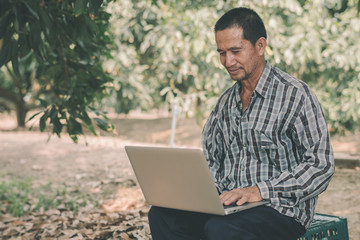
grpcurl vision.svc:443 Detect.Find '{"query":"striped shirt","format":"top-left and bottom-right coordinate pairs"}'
top-left (202, 61), bottom-right (335, 229)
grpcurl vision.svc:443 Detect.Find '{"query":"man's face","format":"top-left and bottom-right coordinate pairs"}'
top-left (215, 27), bottom-right (262, 81)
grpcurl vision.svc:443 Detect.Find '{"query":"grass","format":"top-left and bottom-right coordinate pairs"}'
top-left (0, 177), bottom-right (32, 217)
top-left (0, 177), bottom-right (97, 217)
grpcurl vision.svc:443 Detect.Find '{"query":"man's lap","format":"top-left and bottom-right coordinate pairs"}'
top-left (148, 205), bottom-right (305, 240)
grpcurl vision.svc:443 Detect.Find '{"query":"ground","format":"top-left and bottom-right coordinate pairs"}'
top-left (0, 112), bottom-right (359, 239)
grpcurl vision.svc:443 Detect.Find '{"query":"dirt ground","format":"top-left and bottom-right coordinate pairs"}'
top-left (0, 112), bottom-right (360, 239)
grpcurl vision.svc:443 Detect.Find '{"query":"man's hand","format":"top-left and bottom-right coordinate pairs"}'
top-left (220, 186), bottom-right (263, 206)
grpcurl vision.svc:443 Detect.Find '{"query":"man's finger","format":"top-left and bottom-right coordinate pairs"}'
top-left (236, 196), bottom-right (248, 206)
top-left (220, 192), bottom-right (234, 205)
top-left (221, 190), bottom-right (244, 205)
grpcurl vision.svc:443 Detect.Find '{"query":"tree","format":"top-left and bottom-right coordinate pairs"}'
top-left (0, 0), bottom-right (113, 142)
top-left (108, 0), bottom-right (360, 134)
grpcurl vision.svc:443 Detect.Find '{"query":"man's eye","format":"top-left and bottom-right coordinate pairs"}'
top-left (219, 52), bottom-right (225, 56)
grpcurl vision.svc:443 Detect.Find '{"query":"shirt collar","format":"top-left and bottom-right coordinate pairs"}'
top-left (254, 61), bottom-right (272, 99)
top-left (233, 61), bottom-right (273, 107)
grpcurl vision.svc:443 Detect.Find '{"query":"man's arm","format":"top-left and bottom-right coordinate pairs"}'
top-left (256, 94), bottom-right (335, 207)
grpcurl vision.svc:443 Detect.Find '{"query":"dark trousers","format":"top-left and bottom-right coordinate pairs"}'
top-left (148, 205), bottom-right (306, 240)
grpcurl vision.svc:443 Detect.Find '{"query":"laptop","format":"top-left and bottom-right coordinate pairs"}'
top-left (125, 145), bottom-right (268, 215)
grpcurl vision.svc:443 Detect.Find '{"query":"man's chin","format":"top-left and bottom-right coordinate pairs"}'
top-left (228, 70), bottom-right (246, 81)
top-left (230, 74), bottom-right (246, 81)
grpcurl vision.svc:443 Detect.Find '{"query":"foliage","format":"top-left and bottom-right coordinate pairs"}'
top-left (0, 0), bottom-right (114, 142)
top-left (108, 0), bottom-right (360, 134)
top-left (0, 178), bottom-right (97, 217)
top-left (105, 0), bottom-right (228, 123)
top-left (260, 0), bottom-right (360, 134)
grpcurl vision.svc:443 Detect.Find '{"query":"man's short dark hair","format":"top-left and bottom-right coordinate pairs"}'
top-left (215, 7), bottom-right (267, 46)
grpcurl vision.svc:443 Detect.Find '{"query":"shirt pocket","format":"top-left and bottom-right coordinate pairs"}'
top-left (248, 129), bottom-right (279, 165)
top-left (259, 133), bottom-right (278, 150)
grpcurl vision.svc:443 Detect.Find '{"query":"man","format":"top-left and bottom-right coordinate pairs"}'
top-left (148, 7), bottom-right (334, 240)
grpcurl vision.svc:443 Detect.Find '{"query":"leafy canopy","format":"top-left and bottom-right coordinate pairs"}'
top-left (0, 0), bottom-right (114, 142)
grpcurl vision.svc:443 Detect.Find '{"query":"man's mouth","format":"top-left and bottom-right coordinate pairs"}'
top-left (227, 67), bottom-right (243, 74)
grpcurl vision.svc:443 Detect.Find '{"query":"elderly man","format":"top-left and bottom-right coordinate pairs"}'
top-left (148, 7), bottom-right (334, 240)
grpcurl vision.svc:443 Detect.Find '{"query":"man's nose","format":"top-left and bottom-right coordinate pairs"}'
top-left (224, 53), bottom-right (235, 67)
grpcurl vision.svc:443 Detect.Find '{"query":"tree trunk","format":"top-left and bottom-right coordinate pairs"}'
top-left (0, 86), bottom-right (27, 128)
top-left (16, 101), bottom-right (27, 127)
top-left (4, 65), bottom-right (29, 128)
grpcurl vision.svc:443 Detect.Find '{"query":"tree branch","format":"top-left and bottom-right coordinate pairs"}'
top-left (57, 36), bottom-right (70, 82)
top-left (5, 64), bottom-right (25, 103)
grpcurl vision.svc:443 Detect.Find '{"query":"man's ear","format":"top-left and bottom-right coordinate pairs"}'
top-left (256, 37), bottom-right (267, 56)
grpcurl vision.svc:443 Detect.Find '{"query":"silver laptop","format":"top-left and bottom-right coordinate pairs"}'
top-left (125, 145), bottom-right (268, 215)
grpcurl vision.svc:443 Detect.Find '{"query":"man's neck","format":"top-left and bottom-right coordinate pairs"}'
top-left (239, 60), bottom-right (266, 112)
top-left (240, 60), bottom-right (266, 95)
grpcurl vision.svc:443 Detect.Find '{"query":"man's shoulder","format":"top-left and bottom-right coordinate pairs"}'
top-left (270, 66), bottom-right (311, 96)
top-left (269, 66), bottom-right (322, 113)
top-left (213, 83), bottom-right (238, 111)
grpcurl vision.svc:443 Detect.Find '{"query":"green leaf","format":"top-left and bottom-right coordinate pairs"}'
top-left (27, 111), bottom-right (43, 122)
top-left (49, 106), bottom-right (58, 118)
top-left (12, 6), bottom-right (19, 32)
top-left (87, 125), bottom-right (98, 136)
top-left (38, 99), bottom-right (48, 108)
top-left (0, 39), bottom-right (10, 66)
top-left (18, 34), bottom-right (31, 57)
top-left (75, 0), bottom-right (86, 16)
top-left (39, 112), bottom-right (49, 132)
top-left (29, 21), bottom-right (41, 51)
top-left (85, 16), bottom-right (99, 33)
top-left (68, 117), bottom-right (83, 135)
top-left (23, 2), bottom-right (39, 20)
top-left (9, 40), bottom-right (20, 77)
top-left (81, 111), bottom-right (92, 125)
top-left (89, 0), bottom-right (103, 14)
top-left (70, 135), bottom-right (79, 143)
top-left (52, 118), bottom-right (63, 137)
top-left (11, 59), bottom-right (20, 78)
top-left (38, 7), bottom-right (53, 29)
top-left (94, 117), bottom-right (111, 131)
